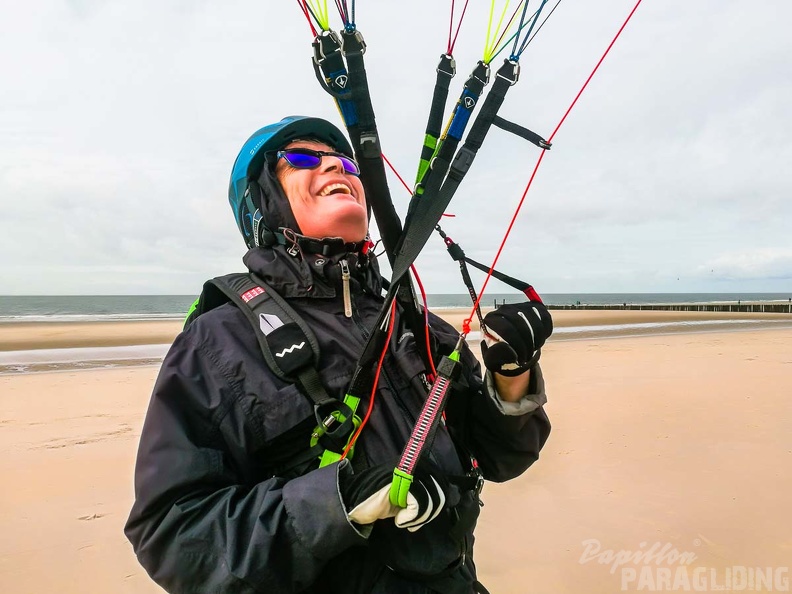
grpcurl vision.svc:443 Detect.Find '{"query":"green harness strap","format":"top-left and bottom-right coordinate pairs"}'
top-left (313, 393), bottom-right (361, 467)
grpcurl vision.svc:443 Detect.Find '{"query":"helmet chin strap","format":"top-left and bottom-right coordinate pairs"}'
top-left (254, 217), bottom-right (277, 248)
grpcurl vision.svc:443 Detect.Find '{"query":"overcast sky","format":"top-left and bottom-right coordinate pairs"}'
top-left (2, 1), bottom-right (790, 296)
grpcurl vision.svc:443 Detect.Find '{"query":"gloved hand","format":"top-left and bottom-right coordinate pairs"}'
top-left (482, 301), bottom-right (553, 376)
top-left (340, 461), bottom-right (448, 532)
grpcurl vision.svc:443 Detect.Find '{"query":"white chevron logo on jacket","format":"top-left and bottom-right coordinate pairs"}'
top-left (275, 342), bottom-right (306, 358)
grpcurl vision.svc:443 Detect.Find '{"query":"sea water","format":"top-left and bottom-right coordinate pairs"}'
top-left (1, 293), bottom-right (791, 374)
top-left (2, 293), bottom-right (791, 323)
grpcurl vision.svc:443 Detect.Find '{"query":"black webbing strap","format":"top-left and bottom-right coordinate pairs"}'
top-left (203, 273), bottom-right (334, 408)
top-left (435, 223), bottom-right (543, 336)
top-left (190, 273), bottom-right (371, 468)
top-left (338, 59), bottom-right (493, 383)
top-left (413, 60), bottom-right (489, 198)
top-left (462, 60), bottom-right (519, 153)
top-left (427, 54), bottom-right (457, 139)
top-left (337, 29), bottom-right (436, 376)
top-left (340, 30), bottom-right (402, 263)
top-left (390, 60), bottom-right (519, 284)
top-left (405, 137), bottom-right (456, 234)
top-left (492, 115), bottom-right (551, 149)
top-left (456, 256), bottom-right (531, 293)
top-left (392, 61), bottom-right (491, 284)
top-left (415, 54), bottom-right (456, 187)
top-left (435, 226), bottom-right (488, 333)
top-left (312, 31), bottom-right (358, 126)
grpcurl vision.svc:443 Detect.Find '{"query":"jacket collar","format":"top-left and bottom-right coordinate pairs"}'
top-left (243, 244), bottom-right (383, 299)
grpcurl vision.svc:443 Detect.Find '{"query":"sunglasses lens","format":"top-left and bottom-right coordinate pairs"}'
top-left (283, 151), bottom-right (322, 169)
top-left (338, 156), bottom-right (360, 176)
top-left (279, 150), bottom-right (360, 176)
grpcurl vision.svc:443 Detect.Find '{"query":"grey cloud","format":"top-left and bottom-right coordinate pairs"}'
top-left (2, 0), bottom-right (791, 294)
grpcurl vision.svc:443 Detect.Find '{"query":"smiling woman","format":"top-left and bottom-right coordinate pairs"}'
top-left (274, 139), bottom-right (369, 243)
top-left (124, 115), bottom-right (552, 594)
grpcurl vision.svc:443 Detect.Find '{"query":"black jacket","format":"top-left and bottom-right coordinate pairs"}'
top-left (125, 245), bottom-right (551, 593)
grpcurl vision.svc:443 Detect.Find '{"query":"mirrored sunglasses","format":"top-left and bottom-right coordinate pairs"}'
top-left (276, 148), bottom-right (360, 177)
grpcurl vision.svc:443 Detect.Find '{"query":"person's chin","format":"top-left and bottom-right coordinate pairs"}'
top-left (328, 200), bottom-right (367, 220)
top-left (305, 206), bottom-right (367, 241)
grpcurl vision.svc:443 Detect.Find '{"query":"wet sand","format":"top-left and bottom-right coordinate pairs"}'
top-left (0, 316), bottom-right (790, 593)
top-left (0, 320), bottom-right (185, 351)
top-left (2, 308), bottom-right (790, 351)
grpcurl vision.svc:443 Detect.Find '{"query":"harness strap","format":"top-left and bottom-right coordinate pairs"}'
top-left (188, 272), bottom-right (366, 467)
top-left (340, 29), bottom-right (403, 263)
top-left (444, 235), bottom-right (488, 336)
top-left (312, 31), bottom-right (358, 126)
top-left (416, 53), bottom-right (456, 189)
top-left (391, 60), bottom-right (491, 285)
top-left (435, 225), bottom-right (541, 333)
top-left (412, 60), bottom-right (489, 200)
top-left (312, 394), bottom-right (362, 467)
top-left (335, 29), bottom-right (435, 377)
top-left (390, 60), bottom-right (517, 286)
top-left (492, 115), bottom-right (551, 149)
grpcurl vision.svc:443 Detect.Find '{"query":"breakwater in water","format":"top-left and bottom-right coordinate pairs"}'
top-left (547, 303), bottom-right (792, 313)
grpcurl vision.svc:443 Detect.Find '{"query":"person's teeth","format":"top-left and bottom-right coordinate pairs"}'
top-left (319, 183), bottom-right (351, 197)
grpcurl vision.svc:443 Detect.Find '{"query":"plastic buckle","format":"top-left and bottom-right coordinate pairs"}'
top-left (471, 61), bottom-right (491, 85)
top-left (450, 147), bottom-right (476, 176)
top-left (359, 132), bottom-right (380, 159)
top-left (341, 29), bottom-right (366, 55)
top-left (313, 30), bottom-right (342, 64)
top-left (437, 53), bottom-right (456, 77)
top-left (496, 59), bottom-right (520, 86)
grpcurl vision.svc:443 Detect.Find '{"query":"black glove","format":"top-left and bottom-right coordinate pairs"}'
top-left (340, 461), bottom-right (448, 532)
top-left (481, 301), bottom-right (553, 376)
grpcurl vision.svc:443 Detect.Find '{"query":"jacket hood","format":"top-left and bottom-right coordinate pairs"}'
top-left (255, 165), bottom-right (302, 241)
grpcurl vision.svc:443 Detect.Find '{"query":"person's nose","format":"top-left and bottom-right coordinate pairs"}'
top-left (321, 155), bottom-right (347, 174)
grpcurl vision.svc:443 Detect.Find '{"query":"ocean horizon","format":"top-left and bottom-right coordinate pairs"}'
top-left (3, 293), bottom-right (792, 374)
top-left (1, 293), bottom-right (791, 323)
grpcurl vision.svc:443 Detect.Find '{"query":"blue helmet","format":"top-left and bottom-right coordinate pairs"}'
top-left (229, 116), bottom-right (354, 248)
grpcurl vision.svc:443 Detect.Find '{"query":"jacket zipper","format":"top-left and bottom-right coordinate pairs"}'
top-left (340, 259), bottom-right (352, 318)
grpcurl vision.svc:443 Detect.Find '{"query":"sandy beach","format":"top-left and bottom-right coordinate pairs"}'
top-left (2, 308), bottom-right (790, 352)
top-left (1, 311), bottom-right (791, 593)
